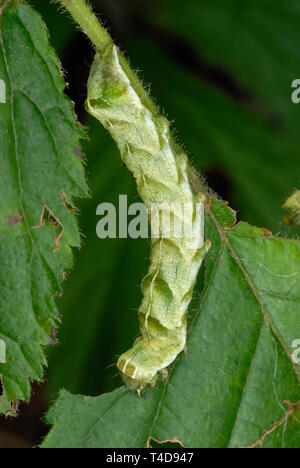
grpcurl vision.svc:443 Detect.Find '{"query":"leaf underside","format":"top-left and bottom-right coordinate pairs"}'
top-left (42, 200), bottom-right (300, 448)
top-left (0, 2), bottom-right (87, 414)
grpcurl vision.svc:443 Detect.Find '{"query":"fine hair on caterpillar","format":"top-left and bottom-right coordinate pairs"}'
top-left (86, 44), bottom-right (211, 393)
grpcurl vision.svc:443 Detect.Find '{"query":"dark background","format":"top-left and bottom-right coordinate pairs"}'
top-left (1, 0), bottom-right (300, 447)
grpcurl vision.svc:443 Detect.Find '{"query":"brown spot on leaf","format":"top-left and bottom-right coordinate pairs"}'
top-left (262, 227), bottom-right (273, 237)
top-left (10, 399), bottom-right (19, 415)
top-left (284, 400), bottom-right (300, 413)
top-left (7, 209), bottom-right (24, 227)
top-left (47, 326), bottom-right (58, 346)
top-left (74, 146), bottom-right (84, 160)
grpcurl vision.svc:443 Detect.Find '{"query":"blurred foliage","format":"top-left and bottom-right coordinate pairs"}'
top-left (27, 0), bottom-right (300, 402)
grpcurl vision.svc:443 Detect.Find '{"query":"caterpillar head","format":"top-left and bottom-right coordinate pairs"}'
top-left (117, 332), bottom-right (184, 393)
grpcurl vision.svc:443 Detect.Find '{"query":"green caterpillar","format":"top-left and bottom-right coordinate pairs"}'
top-left (86, 45), bottom-right (210, 393)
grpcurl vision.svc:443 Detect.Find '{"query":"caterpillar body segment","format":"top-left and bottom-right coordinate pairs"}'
top-left (86, 45), bottom-right (210, 392)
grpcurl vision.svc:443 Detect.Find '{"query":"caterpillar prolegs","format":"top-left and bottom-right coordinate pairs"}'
top-left (86, 45), bottom-right (210, 392)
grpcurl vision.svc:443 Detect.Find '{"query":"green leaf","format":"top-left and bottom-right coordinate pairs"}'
top-left (42, 200), bottom-right (300, 448)
top-left (36, 0), bottom-right (300, 447)
top-left (252, 402), bottom-right (300, 448)
top-left (0, 1), bottom-right (87, 414)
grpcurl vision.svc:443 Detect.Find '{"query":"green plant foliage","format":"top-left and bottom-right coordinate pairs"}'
top-left (0, 1), bottom-right (87, 414)
top-left (42, 200), bottom-right (300, 448)
top-left (5, 0), bottom-right (297, 448)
